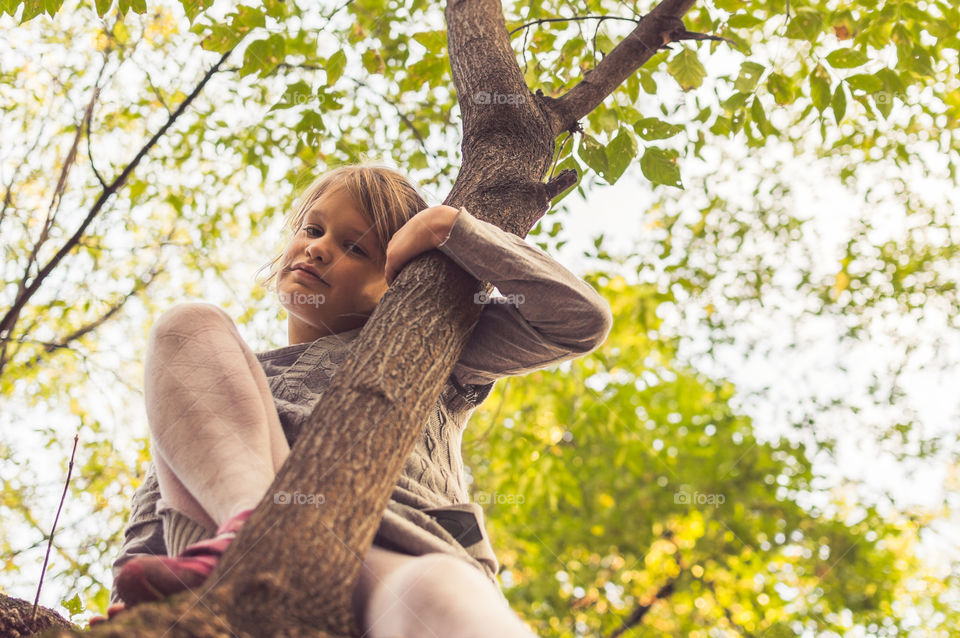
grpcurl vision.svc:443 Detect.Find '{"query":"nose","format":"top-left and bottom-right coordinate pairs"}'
top-left (305, 235), bottom-right (333, 263)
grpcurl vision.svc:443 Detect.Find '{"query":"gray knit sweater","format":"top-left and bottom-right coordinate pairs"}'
top-left (109, 205), bottom-right (613, 604)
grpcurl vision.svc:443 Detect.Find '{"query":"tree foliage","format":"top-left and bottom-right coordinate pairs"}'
top-left (0, 0), bottom-right (957, 634)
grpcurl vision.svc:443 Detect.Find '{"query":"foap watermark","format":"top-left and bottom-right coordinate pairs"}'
top-left (279, 290), bottom-right (326, 308)
top-left (274, 490), bottom-right (326, 507)
top-left (472, 91), bottom-right (526, 105)
top-left (473, 491), bottom-right (525, 506)
top-left (674, 489), bottom-right (725, 508)
top-left (474, 290), bottom-right (525, 306)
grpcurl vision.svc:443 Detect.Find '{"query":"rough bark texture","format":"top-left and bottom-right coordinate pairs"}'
top-left (0, 594), bottom-right (74, 637)
top-left (8, 0), bottom-right (705, 636)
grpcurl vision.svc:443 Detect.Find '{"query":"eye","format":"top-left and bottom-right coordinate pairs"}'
top-left (303, 225), bottom-right (366, 256)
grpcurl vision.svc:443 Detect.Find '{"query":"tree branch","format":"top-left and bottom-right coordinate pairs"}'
top-left (608, 578), bottom-right (677, 638)
top-left (16, 259), bottom-right (164, 372)
top-left (0, 49), bottom-right (232, 352)
top-left (507, 14), bottom-right (641, 38)
top-left (541, 0), bottom-right (722, 135)
top-left (609, 531), bottom-right (684, 638)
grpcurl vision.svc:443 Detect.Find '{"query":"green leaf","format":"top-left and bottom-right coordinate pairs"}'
top-left (231, 5), bottom-right (264, 33)
top-left (639, 71), bottom-right (657, 95)
top-left (667, 48), bottom-right (706, 91)
top-left (728, 13), bottom-right (762, 29)
top-left (326, 50), bottom-right (347, 86)
top-left (734, 61), bottom-right (765, 94)
top-left (633, 117), bottom-right (683, 141)
top-left (832, 83), bottom-right (847, 122)
top-left (198, 24), bottom-right (245, 54)
top-left (810, 70), bottom-right (831, 112)
top-left (640, 147), bottom-right (683, 189)
top-left (578, 134), bottom-right (608, 180)
top-left (409, 149), bottom-right (428, 170)
top-left (271, 80), bottom-right (312, 110)
top-left (606, 127), bottom-right (638, 184)
top-left (750, 97), bottom-right (772, 136)
top-left (766, 72), bottom-right (793, 104)
top-left (625, 74), bottom-right (639, 103)
top-left (784, 7), bottom-right (822, 42)
top-left (548, 156), bottom-right (582, 205)
top-left (261, 0), bottom-right (288, 19)
top-left (296, 111), bottom-right (326, 146)
top-left (826, 48), bottom-right (868, 69)
top-left (873, 68), bottom-right (904, 118)
top-left (118, 0), bottom-right (143, 14)
top-left (94, 0), bottom-right (111, 17)
top-left (241, 35), bottom-right (282, 76)
top-left (722, 91), bottom-right (748, 111)
top-left (596, 108), bottom-right (618, 134)
top-left (846, 73), bottom-right (883, 93)
top-left (20, 0), bottom-right (44, 21)
top-left (62, 592), bottom-right (82, 616)
top-left (362, 49), bottom-right (383, 74)
top-left (411, 29), bottom-right (446, 50)
top-left (180, 0), bottom-right (215, 24)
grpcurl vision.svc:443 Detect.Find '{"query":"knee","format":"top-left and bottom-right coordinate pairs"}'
top-left (374, 553), bottom-right (492, 617)
top-left (149, 302), bottom-right (234, 340)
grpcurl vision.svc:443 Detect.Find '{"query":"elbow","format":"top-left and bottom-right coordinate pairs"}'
top-left (565, 297), bottom-right (613, 354)
top-left (586, 299), bottom-right (614, 351)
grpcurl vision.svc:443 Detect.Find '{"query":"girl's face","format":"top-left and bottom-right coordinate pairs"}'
top-left (278, 188), bottom-right (388, 344)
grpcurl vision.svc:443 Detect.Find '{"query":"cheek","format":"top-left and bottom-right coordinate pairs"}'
top-left (280, 241), bottom-right (301, 263)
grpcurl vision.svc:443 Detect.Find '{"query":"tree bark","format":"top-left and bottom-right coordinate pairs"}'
top-left (0, 593), bottom-right (73, 637)
top-left (13, 0), bottom-right (707, 636)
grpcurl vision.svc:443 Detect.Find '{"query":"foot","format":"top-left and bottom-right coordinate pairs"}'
top-left (113, 508), bottom-right (253, 606)
top-left (88, 603), bottom-right (127, 627)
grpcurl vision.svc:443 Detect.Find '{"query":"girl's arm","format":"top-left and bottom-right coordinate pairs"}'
top-left (390, 205), bottom-right (613, 387)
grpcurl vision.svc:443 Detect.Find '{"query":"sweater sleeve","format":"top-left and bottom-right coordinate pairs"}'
top-left (436, 205), bottom-right (613, 387)
top-left (109, 461), bottom-right (167, 605)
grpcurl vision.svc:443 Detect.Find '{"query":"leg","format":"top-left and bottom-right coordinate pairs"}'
top-left (353, 546), bottom-right (537, 638)
top-left (145, 302), bottom-right (290, 527)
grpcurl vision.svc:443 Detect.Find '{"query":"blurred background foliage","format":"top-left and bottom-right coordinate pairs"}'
top-left (1, 0), bottom-right (957, 634)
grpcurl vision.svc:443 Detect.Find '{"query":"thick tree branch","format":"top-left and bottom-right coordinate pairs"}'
top-left (540, 0), bottom-right (709, 135)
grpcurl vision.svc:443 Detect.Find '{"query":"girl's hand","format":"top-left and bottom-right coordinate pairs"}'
top-left (384, 205), bottom-right (459, 286)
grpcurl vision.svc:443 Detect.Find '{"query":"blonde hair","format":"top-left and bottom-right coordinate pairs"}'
top-left (256, 162), bottom-right (430, 292)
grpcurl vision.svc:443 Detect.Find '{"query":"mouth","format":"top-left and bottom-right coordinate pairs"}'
top-left (291, 265), bottom-right (329, 286)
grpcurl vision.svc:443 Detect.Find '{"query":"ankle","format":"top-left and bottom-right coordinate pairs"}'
top-left (217, 506), bottom-right (255, 536)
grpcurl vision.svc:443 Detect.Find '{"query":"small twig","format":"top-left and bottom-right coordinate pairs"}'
top-left (32, 433), bottom-right (79, 624)
top-left (547, 128), bottom-right (573, 181)
top-left (507, 14), bottom-right (641, 37)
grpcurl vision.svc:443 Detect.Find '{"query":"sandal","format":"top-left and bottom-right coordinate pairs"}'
top-left (113, 508), bottom-right (253, 606)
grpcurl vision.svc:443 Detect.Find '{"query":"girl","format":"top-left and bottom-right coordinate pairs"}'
top-left (94, 164), bottom-right (612, 636)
